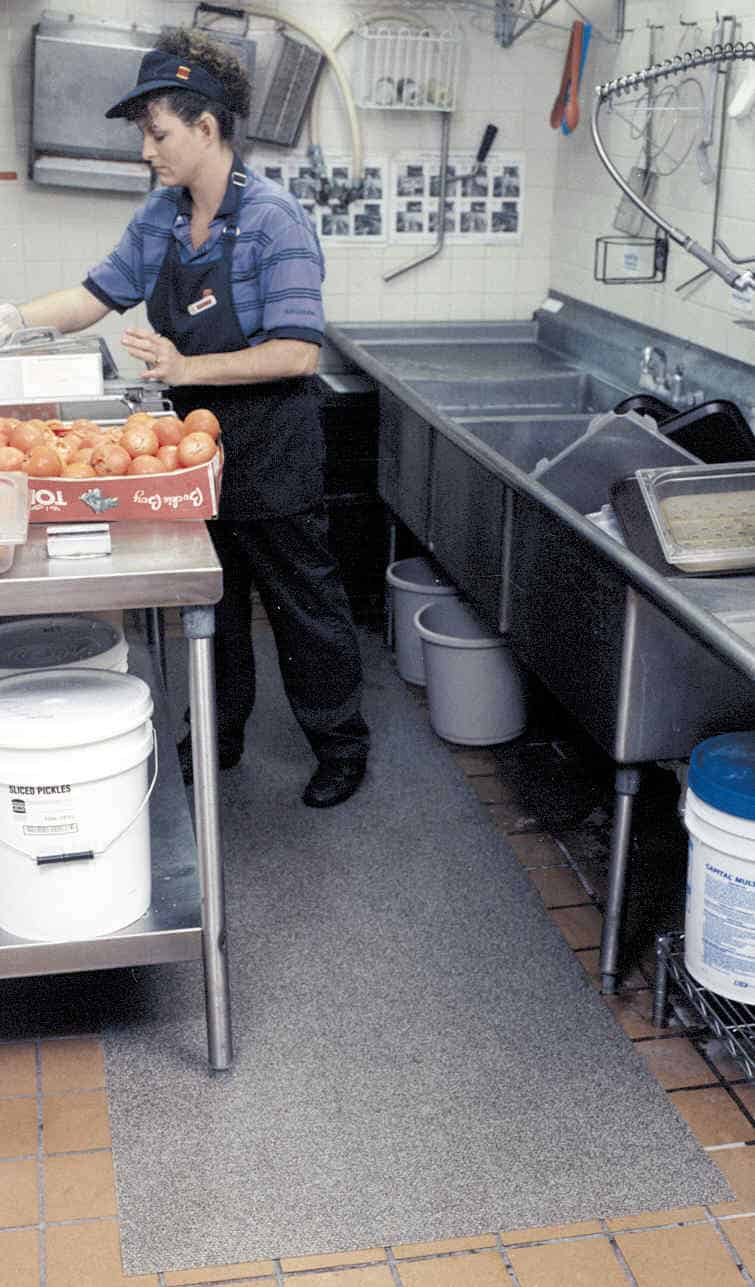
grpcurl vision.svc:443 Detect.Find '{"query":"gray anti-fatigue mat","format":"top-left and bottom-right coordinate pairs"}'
top-left (96, 630), bottom-right (730, 1274)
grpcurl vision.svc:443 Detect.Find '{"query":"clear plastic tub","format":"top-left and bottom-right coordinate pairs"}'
top-left (0, 472), bottom-right (30, 574)
top-left (636, 461), bottom-right (755, 573)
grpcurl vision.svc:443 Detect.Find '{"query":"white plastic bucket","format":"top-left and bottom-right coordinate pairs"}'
top-left (414, 599), bottom-right (526, 746)
top-left (684, 731), bottom-right (755, 1001)
top-left (0, 615), bottom-right (128, 678)
top-left (386, 557), bottom-right (459, 685)
top-left (0, 668), bottom-right (155, 942)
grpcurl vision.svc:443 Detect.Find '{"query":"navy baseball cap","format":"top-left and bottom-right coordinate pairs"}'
top-left (105, 50), bottom-right (228, 118)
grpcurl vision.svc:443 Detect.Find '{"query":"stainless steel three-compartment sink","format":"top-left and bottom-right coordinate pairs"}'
top-left (327, 316), bottom-right (755, 996)
top-left (411, 373), bottom-right (626, 474)
top-left (406, 372), bottom-right (626, 421)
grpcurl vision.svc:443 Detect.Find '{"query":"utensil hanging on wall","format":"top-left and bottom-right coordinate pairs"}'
top-left (696, 16), bottom-right (725, 184)
top-left (550, 21), bottom-right (591, 134)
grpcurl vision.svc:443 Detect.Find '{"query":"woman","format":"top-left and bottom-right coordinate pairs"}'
top-left (5, 29), bottom-right (369, 807)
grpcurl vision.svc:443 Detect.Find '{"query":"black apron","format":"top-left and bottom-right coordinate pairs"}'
top-left (145, 166), bottom-right (369, 765)
top-left (147, 169), bottom-right (325, 521)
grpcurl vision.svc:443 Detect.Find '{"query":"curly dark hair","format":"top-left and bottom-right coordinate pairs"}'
top-left (124, 27), bottom-right (251, 141)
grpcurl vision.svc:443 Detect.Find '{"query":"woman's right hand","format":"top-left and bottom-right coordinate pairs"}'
top-left (0, 303), bottom-right (23, 346)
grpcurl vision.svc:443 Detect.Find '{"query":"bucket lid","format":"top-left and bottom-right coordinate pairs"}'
top-left (0, 668), bottom-right (153, 750)
top-left (0, 615), bottom-right (122, 671)
top-left (386, 557), bottom-right (457, 593)
top-left (689, 732), bottom-right (755, 819)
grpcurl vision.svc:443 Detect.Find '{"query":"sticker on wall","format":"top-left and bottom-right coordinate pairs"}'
top-left (262, 158), bottom-right (388, 242)
top-left (390, 152), bottom-right (524, 243)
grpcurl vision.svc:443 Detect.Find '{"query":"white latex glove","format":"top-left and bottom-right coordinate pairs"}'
top-left (0, 303), bottom-right (23, 347)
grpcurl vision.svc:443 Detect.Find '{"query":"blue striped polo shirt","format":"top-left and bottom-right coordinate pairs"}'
top-left (83, 158), bottom-right (326, 346)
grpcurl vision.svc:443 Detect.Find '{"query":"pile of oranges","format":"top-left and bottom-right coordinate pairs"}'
top-left (0, 408), bottom-right (220, 479)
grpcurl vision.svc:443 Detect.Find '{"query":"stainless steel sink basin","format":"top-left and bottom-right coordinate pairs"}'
top-left (357, 341), bottom-right (572, 383)
top-left (407, 373), bottom-right (627, 417)
top-left (457, 416), bottom-right (592, 473)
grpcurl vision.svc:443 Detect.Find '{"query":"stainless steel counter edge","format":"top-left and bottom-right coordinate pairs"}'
top-left (326, 322), bottom-right (755, 686)
top-left (1, 522), bottom-right (223, 614)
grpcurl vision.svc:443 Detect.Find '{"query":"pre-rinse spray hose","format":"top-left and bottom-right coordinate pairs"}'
top-left (307, 12), bottom-right (430, 167)
top-left (238, 4), bottom-right (364, 180)
top-left (591, 41), bottom-right (755, 291)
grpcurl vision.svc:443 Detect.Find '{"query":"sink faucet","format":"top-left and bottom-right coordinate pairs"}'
top-left (639, 345), bottom-right (669, 394)
top-left (639, 347), bottom-right (704, 409)
top-left (669, 365), bottom-right (705, 410)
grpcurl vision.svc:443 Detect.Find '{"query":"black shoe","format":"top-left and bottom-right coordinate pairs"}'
top-left (177, 733), bottom-right (243, 786)
top-left (302, 759), bottom-right (367, 808)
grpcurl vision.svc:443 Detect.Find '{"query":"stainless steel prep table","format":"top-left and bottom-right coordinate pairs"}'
top-left (0, 522), bottom-right (232, 1071)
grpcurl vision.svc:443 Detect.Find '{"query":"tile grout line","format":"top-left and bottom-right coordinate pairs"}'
top-left (600, 1218), bottom-right (639, 1285)
top-left (494, 1232), bottom-right (522, 1283)
top-left (704, 1207), bottom-right (755, 1283)
top-left (385, 1245), bottom-right (404, 1285)
top-left (552, 835), bottom-right (606, 904)
top-left (34, 1038), bottom-right (46, 1287)
top-left (273, 1256), bottom-right (285, 1285)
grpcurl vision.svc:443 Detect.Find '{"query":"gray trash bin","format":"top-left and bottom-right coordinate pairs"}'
top-left (415, 598), bottom-right (526, 745)
top-left (386, 557), bottom-right (459, 685)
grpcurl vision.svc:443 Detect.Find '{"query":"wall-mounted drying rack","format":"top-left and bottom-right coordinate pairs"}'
top-left (592, 39), bottom-right (755, 293)
top-left (494, 0), bottom-right (625, 47)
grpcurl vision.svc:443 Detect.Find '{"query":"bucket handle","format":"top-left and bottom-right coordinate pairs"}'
top-left (90, 730), bottom-right (159, 859)
top-left (1, 731), bottom-right (159, 867)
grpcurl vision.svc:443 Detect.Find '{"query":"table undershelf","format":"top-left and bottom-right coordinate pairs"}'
top-left (0, 640), bottom-right (203, 978)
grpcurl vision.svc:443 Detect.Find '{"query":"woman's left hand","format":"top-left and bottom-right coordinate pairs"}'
top-left (121, 327), bottom-right (190, 385)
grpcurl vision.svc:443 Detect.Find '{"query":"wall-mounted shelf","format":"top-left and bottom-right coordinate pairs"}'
top-left (353, 24), bottom-right (460, 110)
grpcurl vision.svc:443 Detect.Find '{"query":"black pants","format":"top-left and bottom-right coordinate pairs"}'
top-left (208, 509), bottom-right (370, 764)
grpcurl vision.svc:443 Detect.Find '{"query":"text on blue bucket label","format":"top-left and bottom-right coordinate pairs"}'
top-left (702, 863), bottom-right (755, 974)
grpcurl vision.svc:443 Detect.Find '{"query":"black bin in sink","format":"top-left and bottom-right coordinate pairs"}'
top-left (660, 401), bottom-right (755, 463)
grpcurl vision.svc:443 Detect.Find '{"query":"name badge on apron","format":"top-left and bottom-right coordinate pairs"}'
top-left (188, 291), bottom-right (217, 316)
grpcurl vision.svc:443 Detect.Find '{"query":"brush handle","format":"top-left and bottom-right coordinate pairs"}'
top-left (475, 124), bottom-right (498, 165)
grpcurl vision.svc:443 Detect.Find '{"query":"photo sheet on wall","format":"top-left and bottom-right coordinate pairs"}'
top-left (391, 151), bottom-right (524, 242)
top-left (263, 157), bottom-right (388, 243)
top-left (261, 151), bottom-right (523, 244)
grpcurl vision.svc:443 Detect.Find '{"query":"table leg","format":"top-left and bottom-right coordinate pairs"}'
top-left (385, 514), bottom-right (397, 651)
top-left (600, 765), bottom-right (642, 995)
top-left (144, 607), bottom-right (167, 687)
top-left (182, 605), bottom-right (233, 1071)
top-left (653, 934), bottom-right (670, 1027)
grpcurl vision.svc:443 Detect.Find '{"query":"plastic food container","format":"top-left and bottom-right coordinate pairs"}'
top-left (636, 461), bottom-right (755, 573)
top-left (0, 472), bottom-right (30, 573)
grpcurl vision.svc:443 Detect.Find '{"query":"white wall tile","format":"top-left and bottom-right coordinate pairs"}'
top-left (482, 292), bottom-right (515, 320)
top-left (1, 0), bottom-right (745, 361)
top-left (1, 0), bottom-right (554, 333)
top-left (550, 0), bottom-right (755, 356)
